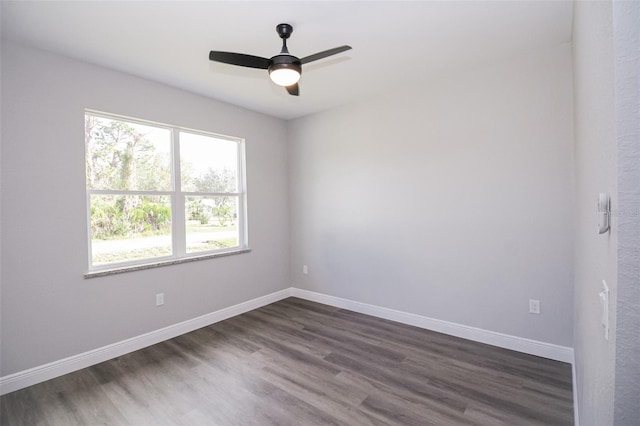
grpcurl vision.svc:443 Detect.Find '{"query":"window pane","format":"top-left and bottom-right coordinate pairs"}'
top-left (90, 194), bottom-right (172, 265)
top-left (185, 196), bottom-right (239, 253)
top-left (180, 132), bottom-right (238, 193)
top-left (85, 115), bottom-right (172, 191)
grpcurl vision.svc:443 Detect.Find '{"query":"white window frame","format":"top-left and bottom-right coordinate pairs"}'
top-left (85, 110), bottom-right (248, 276)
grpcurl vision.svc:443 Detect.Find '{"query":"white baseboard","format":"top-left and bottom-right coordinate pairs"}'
top-left (290, 288), bottom-right (574, 364)
top-left (1, 286), bottom-right (575, 397)
top-left (572, 359), bottom-right (580, 426)
top-left (0, 288), bottom-right (291, 395)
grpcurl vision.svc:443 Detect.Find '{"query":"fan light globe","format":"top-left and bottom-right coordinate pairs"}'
top-left (269, 68), bottom-right (300, 87)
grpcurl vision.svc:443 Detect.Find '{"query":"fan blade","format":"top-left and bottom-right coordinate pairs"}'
top-left (209, 51), bottom-right (271, 69)
top-left (286, 83), bottom-right (299, 96)
top-left (300, 45), bottom-right (352, 64)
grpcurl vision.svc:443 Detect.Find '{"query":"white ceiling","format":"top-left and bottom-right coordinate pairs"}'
top-left (1, 1), bottom-right (573, 120)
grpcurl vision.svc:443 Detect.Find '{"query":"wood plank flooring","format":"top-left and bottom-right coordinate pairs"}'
top-left (1, 298), bottom-right (574, 425)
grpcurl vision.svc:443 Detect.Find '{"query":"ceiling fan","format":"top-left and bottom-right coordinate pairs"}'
top-left (209, 23), bottom-right (352, 96)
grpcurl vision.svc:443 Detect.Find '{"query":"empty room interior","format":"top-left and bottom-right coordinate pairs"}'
top-left (1, 1), bottom-right (638, 425)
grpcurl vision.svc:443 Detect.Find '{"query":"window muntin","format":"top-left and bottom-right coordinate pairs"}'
top-left (85, 111), bottom-right (246, 271)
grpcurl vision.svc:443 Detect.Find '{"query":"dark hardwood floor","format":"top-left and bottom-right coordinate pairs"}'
top-left (1, 298), bottom-right (574, 425)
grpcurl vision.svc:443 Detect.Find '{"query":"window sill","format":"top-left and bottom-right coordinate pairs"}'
top-left (84, 248), bottom-right (252, 279)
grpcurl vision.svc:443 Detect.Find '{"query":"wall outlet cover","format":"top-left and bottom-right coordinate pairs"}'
top-left (529, 299), bottom-right (541, 314)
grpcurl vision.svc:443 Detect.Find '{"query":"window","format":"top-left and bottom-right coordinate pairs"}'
top-left (85, 111), bottom-right (247, 273)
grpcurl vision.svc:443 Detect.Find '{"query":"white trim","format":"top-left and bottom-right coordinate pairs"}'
top-left (0, 288), bottom-right (291, 395)
top-left (290, 288), bottom-right (575, 364)
top-left (1, 287), bottom-right (575, 397)
top-left (84, 248), bottom-right (252, 278)
top-left (572, 358), bottom-right (580, 426)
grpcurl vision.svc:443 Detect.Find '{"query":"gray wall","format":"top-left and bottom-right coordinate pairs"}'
top-left (572, 2), bottom-right (618, 424)
top-left (612, 1), bottom-right (640, 421)
top-left (573, 1), bottom-right (640, 424)
top-left (613, 1), bottom-right (640, 425)
top-left (288, 44), bottom-right (575, 347)
top-left (0, 42), bottom-right (290, 376)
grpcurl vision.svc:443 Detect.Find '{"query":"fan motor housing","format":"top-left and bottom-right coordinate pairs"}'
top-left (269, 54), bottom-right (302, 75)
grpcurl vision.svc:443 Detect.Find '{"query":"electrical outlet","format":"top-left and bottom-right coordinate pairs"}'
top-left (156, 293), bottom-right (164, 306)
top-left (529, 299), bottom-right (540, 314)
top-left (303, 265), bottom-right (308, 274)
